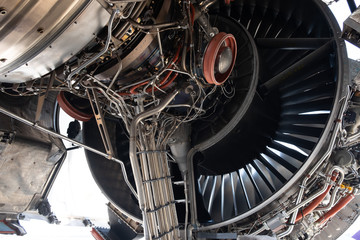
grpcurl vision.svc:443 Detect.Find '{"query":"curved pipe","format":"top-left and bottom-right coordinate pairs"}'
top-left (251, 86), bottom-right (351, 237)
top-left (314, 183), bottom-right (342, 212)
top-left (275, 87), bottom-right (351, 238)
top-left (67, 9), bottom-right (118, 83)
top-left (287, 166), bottom-right (345, 216)
top-left (129, 46), bottom-right (181, 94)
top-left (316, 193), bottom-right (355, 225)
top-left (295, 171), bottom-right (339, 222)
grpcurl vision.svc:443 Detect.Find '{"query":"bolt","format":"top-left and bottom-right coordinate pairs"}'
top-left (0, 7), bottom-right (7, 15)
top-left (37, 27), bottom-right (44, 34)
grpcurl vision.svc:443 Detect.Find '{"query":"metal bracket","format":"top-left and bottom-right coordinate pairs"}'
top-left (86, 86), bottom-right (114, 158)
top-left (342, 6), bottom-right (360, 48)
top-left (35, 72), bottom-right (55, 123)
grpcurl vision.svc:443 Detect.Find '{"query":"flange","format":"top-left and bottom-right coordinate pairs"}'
top-left (203, 32), bottom-right (237, 85)
top-left (57, 91), bottom-right (93, 122)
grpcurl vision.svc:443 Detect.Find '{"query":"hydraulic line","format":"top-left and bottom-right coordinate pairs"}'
top-left (66, 9), bottom-right (118, 83)
top-left (316, 192), bottom-right (355, 225)
top-left (295, 171), bottom-right (339, 222)
top-left (129, 91), bottom-right (179, 239)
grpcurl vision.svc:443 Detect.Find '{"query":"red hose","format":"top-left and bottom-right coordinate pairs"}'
top-left (159, 73), bottom-right (178, 89)
top-left (190, 4), bottom-right (195, 26)
top-left (295, 171), bottom-right (339, 223)
top-left (128, 46), bottom-right (181, 95)
top-left (316, 193), bottom-right (355, 225)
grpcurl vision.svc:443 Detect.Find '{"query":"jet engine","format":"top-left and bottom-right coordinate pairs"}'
top-left (0, 0), bottom-right (360, 239)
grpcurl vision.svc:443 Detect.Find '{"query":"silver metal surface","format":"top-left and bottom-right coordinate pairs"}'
top-left (0, 104), bottom-right (138, 202)
top-left (102, 0), bottom-right (172, 75)
top-left (67, 9), bottom-right (118, 83)
top-left (216, 47), bottom-right (233, 74)
top-left (0, 0), bottom-right (110, 83)
top-left (0, 138), bottom-right (54, 213)
top-left (86, 87), bottom-right (114, 157)
top-left (343, 6), bottom-right (360, 48)
top-left (275, 88), bottom-right (351, 238)
top-left (129, 91), bottom-right (179, 240)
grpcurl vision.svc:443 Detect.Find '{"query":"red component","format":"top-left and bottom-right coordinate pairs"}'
top-left (224, 0), bottom-right (234, 4)
top-left (203, 32), bottom-right (237, 85)
top-left (295, 171), bottom-right (339, 222)
top-left (91, 228), bottom-right (105, 240)
top-left (316, 193), bottom-right (355, 225)
top-left (129, 46), bottom-right (181, 95)
top-left (57, 91), bottom-right (93, 122)
top-left (159, 72), bottom-right (178, 89)
top-left (190, 4), bottom-right (195, 26)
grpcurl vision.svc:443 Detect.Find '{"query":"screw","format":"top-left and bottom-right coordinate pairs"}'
top-left (0, 7), bottom-right (7, 15)
top-left (0, 58), bottom-right (6, 63)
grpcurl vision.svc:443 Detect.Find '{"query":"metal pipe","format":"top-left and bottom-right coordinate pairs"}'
top-left (276, 87), bottom-right (351, 238)
top-left (127, 18), bottom-right (179, 30)
top-left (316, 193), bottom-right (355, 225)
top-left (0, 105), bottom-right (138, 199)
top-left (199, 0), bottom-right (217, 12)
top-left (314, 185), bottom-right (341, 212)
top-left (156, 28), bottom-right (165, 67)
top-left (344, 130), bottom-right (360, 145)
top-left (129, 90), bottom-right (179, 239)
top-left (314, 171), bottom-right (346, 212)
top-left (184, 172), bottom-right (189, 240)
top-left (67, 9), bottom-right (119, 82)
top-left (106, 60), bottom-right (122, 94)
top-left (277, 166), bottom-right (344, 239)
top-left (250, 88), bottom-right (350, 237)
top-left (252, 153), bottom-right (345, 236)
top-left (295, 170), bottom-right (341, 222)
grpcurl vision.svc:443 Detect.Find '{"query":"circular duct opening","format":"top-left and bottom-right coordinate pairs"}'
top-left (194, 0), bottom-right (347, 225)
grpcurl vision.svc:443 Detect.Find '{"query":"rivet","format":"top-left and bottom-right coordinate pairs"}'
top-left (0, 7), bottom-right (7, 15)
top-left (37, 27), bottom-right (44, 34)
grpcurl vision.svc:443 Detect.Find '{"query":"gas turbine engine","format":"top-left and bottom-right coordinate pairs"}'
top-left (0, 0), bottom-right (360, 239)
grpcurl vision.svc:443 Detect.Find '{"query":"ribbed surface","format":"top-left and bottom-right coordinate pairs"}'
top-left (197, 0), bottom-right (341, 223)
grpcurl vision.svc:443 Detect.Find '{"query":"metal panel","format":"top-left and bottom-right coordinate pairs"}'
top-left (0, 0), bottom-right (110, 82)
top-left (0, 138), bottom-right (54, 213)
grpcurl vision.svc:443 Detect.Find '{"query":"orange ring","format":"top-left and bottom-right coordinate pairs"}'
top-left (203, 32), bottom-right (237, 85)
top-left (57, 91), bottom-right (93, 122)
